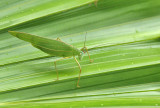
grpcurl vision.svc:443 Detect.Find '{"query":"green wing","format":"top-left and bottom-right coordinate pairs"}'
top-left (9, 31), bottom-right (81, 57)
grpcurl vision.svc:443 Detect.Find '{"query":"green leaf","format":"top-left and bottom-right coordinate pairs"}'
top-left (0, 0), bottom-right (160, 107)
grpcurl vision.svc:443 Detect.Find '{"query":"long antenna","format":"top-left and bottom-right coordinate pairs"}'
top-left (84, 32), bottom-right (87, 47)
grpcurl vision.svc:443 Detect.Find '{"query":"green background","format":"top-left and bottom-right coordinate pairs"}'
top-left (0, 0), bottom-right (160, 107)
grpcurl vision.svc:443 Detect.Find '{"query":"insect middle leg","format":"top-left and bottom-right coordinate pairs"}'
top-left (54, 57), bottom-right (70, 80)
top-left (73, 57), bottom-right (81, 88)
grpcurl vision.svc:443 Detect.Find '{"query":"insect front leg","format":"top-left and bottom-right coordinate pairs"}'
top-left (73, 57), bottom-right (81, 88)
top-left (84, 47), bottom-right (93, 63)
top-left (54, 57), bottom-right (70, 80)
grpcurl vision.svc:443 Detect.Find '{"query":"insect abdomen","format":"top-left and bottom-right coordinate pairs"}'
top-left (32, 43), bottom-right (80, 57)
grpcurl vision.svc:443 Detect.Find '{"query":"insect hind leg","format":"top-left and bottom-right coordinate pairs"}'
top-left (54, 57), bottom-right (70, 80)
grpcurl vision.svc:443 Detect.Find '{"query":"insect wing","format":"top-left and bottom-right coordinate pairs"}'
top-left (9, 31), bottom-right (80, 57)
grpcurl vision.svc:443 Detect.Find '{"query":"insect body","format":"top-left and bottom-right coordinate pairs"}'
top-left (8, 31), bottom-right (92, 87)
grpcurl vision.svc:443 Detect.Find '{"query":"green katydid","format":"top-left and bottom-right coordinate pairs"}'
top-left (8, 31), bottom-right (93, 87)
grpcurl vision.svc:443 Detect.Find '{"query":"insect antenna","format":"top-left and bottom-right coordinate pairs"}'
top-left (84, 32), bottom-right (87, 47)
